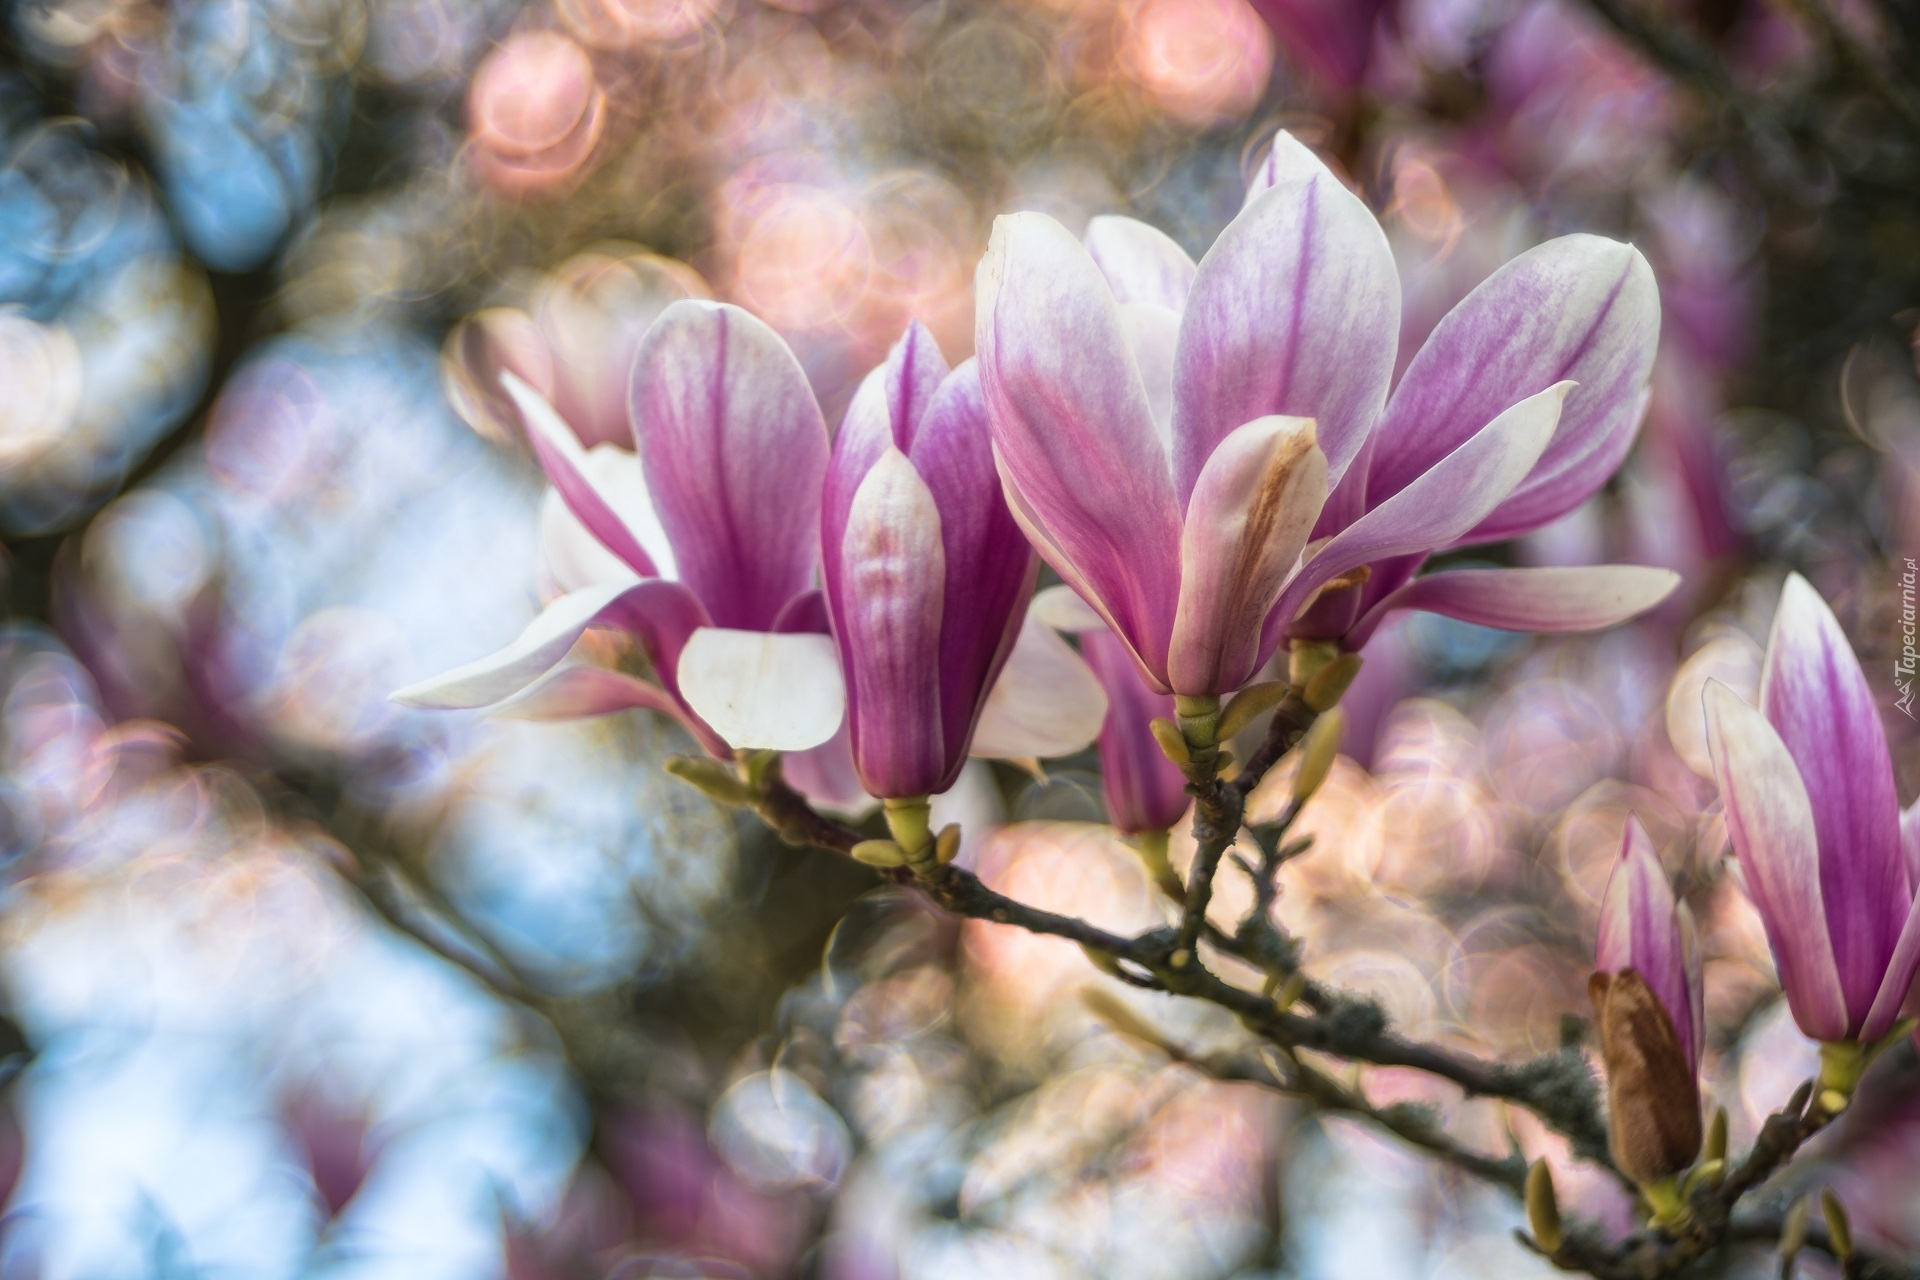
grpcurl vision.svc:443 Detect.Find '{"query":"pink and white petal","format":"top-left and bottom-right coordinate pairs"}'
top-left (1904, 800), bottom-right (1920, 891)
top-left (836, 448), bottom-right (949, 796)
top-left (1762, 573), bottom-right (1908, 1019)
top-left (1030, 584), bottom-right (1109, 634)
top-left (488, 664), bottom-right (722, 756)
top-left (1369, 235), bottom-right (1659, 540)
top-left (1269, 382), bottom-right (1571, 633)
top-left (630, 300), bottom-right (830, 631)
top-left (1345, 564), bottom-right (1679, 650)
top-left (504, 373), bottom-right (669, 577)
top-left (389, 580), bottom-right (649, 710)
top-left (676, 629), bottom-right (846, 752)
top-left (1597, 815), bottom-right (1694, 1070)
top-left (823, 363), bottom-right (900, 615)
top-left (784, 723), bottom-right (880, 821)
top-left (1703, 679), bottom-right (1850, 1041)
top-left (1864, 886), bottom-right (1920, 1041)
top-left (1172, 131), bottom-right (1399, 498)
top-left (1123, 303), bottom-right (1181, 451)
top-left (976, 213), bottom-right (1184, 678)
top-left (969, 610), bottom-right (1109, 760)
top-left (1168, 415), bottom-right (1327, 695)
top-left (539, 487), bottom-right (639, 596)
top-left (887, 319), bottom-right (952, 444)
top-left (1085, 215), bottom-right (1198, 310)
top-left (929, 759), bottom-right (1007, 870)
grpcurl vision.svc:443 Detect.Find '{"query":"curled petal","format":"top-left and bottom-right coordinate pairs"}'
top-left (1346, 564), bottom-right (1679, 650)
top-left (970, 611), bottom-right (1109, 760)
top-left (630, 300), bottom-right (828, 630)
top-left (1172, 130), bottom-right (1399, 497)
top-left (836, 449), bottom-right (948, 797)
top-left (676, 629), bottom-right (846, 752)
top-left (1168, 415), bottom-right (1327, 694)
top-left (390, 580), bottom-right (648, 710)
top-left (1598, 816), bottom-right (1696, 1071)
top-left (1270, 382), bottom-right (1571, 639)
top-left (1084, 215), bottom-right (1198, 310)
top-left (539, 487), bottom-right (636, 595)
top-left (976, 212), bottom-right (1183, 682)
top-left (1369, 235), bottom-right (1659, 542)
top-left (1762, 575), bottom-right (1907, 1020)
top-left (506, 373), bottom-right (673, 578)
top-left (488, 664), bottom-right (725, 755)
top-left (1703, 679), bottom-right (1849, 1040)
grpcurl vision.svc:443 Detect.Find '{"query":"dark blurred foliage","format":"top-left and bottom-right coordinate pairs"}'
top-left (0, 0), bottom-right (1918, 1276)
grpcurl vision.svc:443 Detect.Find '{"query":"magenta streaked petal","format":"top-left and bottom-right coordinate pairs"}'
top-left (976, 212), bottom-right (1183, 681)
top-left (1864, 887), bottom-right (1920, 1042)
top-left (1598, 816), bottom-right (1696, 1072)
top-left (1085, 215), bottom-right (1198, 310)
top-left (1030, 583), bottom-right (1107, 633)
top-left (1904, 801), bottom-right (1920, 889)
top-left (1703, 679), bottom-right (1849, 1041)
top-left (1762, 574), bottom-right (1908, 1022)
top-left (837, 448), bottom-right (948, 796)
top-left (909, 360), bottom-right (1040, 784)
top-left (969, 610), bottom-right (1108, 760)
top-left (784, 722), bottom-right (879, 820)
top-left (505, 373), bottom-right (669, 578)
top-left (1168, 415), bottom-right (1326, 694)
top-left (489, 664), bottom-right (726, 755)
top-left (676, 628), bottom-right (845, 752)
top-left (389, 580), bottom-right (651, 710)
top-left (629, 300), bottom-right (829, 630)
top-left (1172, 131), bottom-right (1399, 498)
top-left (1368, 235), bottom-right (1660, 541)
top-left (1345, 564), bottom-right (1680, 650)
top-left (887, 319), bottom-right (951, 444)
top-left (1082, 627), bottom-right (1189, 835)
top-left (1269, 382), bottom-right (1571, 636)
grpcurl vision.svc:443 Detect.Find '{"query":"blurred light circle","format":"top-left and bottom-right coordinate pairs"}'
top-left (261, 606), bottom-right (408, 751)
top-left (87, 489), bottom-right (215, 617)
top-left (467, 31), bottom-right (607, 196)
top-left (0, 312), bottom-right (82, 465)
top-left (709, 1069), bottom-right (851, 1194)
top-left (1121, 0), bottom-right (1274, 126)
top-left (1665, 630), bottom-right (1762, 779)
top-left (734, 186), bottom-right (871, 331)
top-left (555, 0), bottom-right (723, 49)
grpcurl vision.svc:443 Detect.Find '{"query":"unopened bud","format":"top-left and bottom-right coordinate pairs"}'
top-left (1273, 971), bottom-right (1306, 1013)
top-left (934, 823), bottom-right (962, 865)
top-left (1080, 985), bottom-right (1172, 1052)
top-left (664, 754), bottom-right (755, 806)
top-left (1149, 717), bottom-right (1192, 767)
top-left (851, 839), bottom-right (910, 867)
top-left (1303, 652), bottom-right (1362, 712)
top-left (1779, 1195), bottom-right (1809, 1263)
top-left (1704, 1106), bottom-right (1728, 1167)
top-left (1526, 1160), bottom-right (1563, 1254)
top-left (1217, 680), bottom-right (1287, 740)
top-left (1292, 707), bottom-right (1346, 805)
top-left (1680, 1158), bottom-right (1723, 1200)
top-left (1589, 970), bottom-right (1703, 1188)
top-left (1821, 1190), bottom-right (1852, 1262)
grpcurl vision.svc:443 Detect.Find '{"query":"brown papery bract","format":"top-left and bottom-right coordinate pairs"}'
top-left (1589, 968), bottom-right (1702, 1186)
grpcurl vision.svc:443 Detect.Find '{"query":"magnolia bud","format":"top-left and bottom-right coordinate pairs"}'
top-left (1589, 969), bottom-right (1703, 1188)
top-left (1292, 708), bottom-right (1346, 805)
top-left (851, 839), bottom-right (910, 867)
top-left (664, 754), bottom-right (756, 806)
top-left (1526, 1160), bottom-right (1563, 1254)
top-left (1779, 1195), bottom-right (1809, 1263)
top-left (934, 823), bottom-right (962, 865)
top-left (1217, 680), bottom-right (1287, 740)
top-left (1149, 717), bottom-right (1192, 766)
top-left (1821, 1190), bottom-right (1852, 1262)
top-left (1303, 652), bottom-right (1362, 712)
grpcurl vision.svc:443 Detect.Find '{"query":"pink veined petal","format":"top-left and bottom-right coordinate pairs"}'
top-left (1081, 627), bottom-right (1189, 835)
top-left (908, 360), bottom-right (1041, 786)
top-left (389, 580), bottom-right (653, 710)
top-left (1597, 815), bottom-right (1696, 1072)
top-left (505, 373), bottom-right (669, 577)
top-left (1863, 885), bottom-right (1920, 1041)
top-left (1030, 584), bottom-right (1108, 633)
top-left (1084, 215), bottom-right (1198, 310)
top-left (1904, 800), bottom-right (1920, 890)
top-left (1367, 235), bottom-right (1660, 543)
top-left (629, 300), bottom-right (828, 630)
top-left (1172, 130), bottom-right (1399, 499)
top-left (969, 610), bottom-right (1109, 760)
top-left (783, 722), bottom-right (880, 821)
top-left (1344, 564), bottom-right (1680, 650)
top-left (834, 448), bottom-right (949, 797)
top-left (1168, 415), bottom-right (1327, 695)
top-left (676, 628), bottom-right (846, 752)
top-left (975, 212), bottom-right (1184, 684)
top-left (488, 664), bottom-right (726, 755)
top-left (1266, 382), bottom-right (1571, 643)
top-left (538, 486), bottom-right (638, 595)
top-left (887, 319), bottom-right (951, 445)
top-left (1761, 573), bottom-right (1908, 1023)
top-left (1703, 679), bottom-right (1850, 1041)
top-left (1123, 303), bottom-right (1181, 453)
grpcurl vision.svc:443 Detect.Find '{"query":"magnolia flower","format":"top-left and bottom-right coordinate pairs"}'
top-left (823, 322), bottom-right (1105, 800)
top-left (975, 131), bottom-right (1675, 697)
top-left (1590, 816), bottom-right (1703, 1191)
top-left (393, 300), bottom-right (846, 755)
top-left (1704, 575), bottom-right (1920, 1071)
top-left (1080, 629), bottom-right (1190, 836)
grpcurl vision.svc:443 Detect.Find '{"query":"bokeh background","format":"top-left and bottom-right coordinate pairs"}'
top-left (1, 0), bottom-right (1920, 1275)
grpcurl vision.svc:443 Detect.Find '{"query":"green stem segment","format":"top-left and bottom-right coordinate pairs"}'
top-left (1643, 1175), bottom-right (1687, 1230)
top-left (1174, 693), bottom-right (1223, 782)
top-left (1817, 1039), bottom-right (1867, 1113)
top-left (884, 796), bottom-right (935, 867)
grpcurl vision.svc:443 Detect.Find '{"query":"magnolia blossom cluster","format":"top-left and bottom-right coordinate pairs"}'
top-left (397, 132), bottom-right (1677, 842)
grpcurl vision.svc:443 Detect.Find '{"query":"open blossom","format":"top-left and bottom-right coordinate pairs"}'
top-left (1704, 574), bottom-right (1920, 1047)
top-left (975, 131), bottom-right (1675, 697)
top-left (392, 300), bottom-right (846, 755)
top-left (1590, 815), bottom-right (1703, 1187)
top-left (822, 322), bottom-right (1105, 799)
